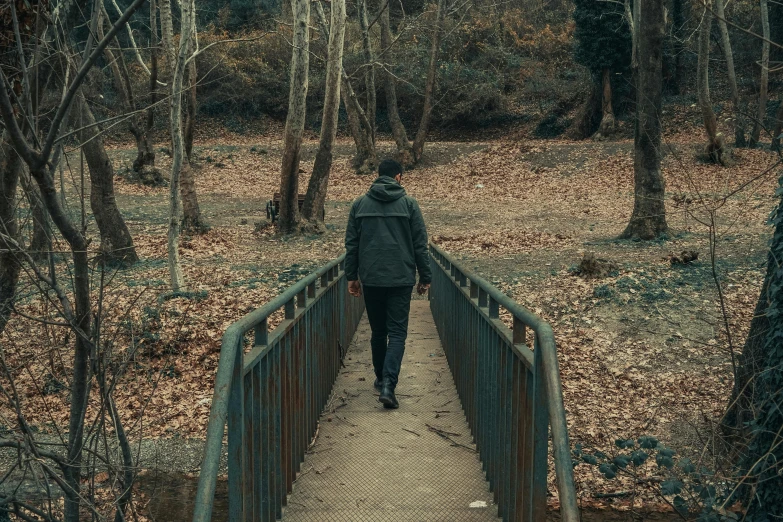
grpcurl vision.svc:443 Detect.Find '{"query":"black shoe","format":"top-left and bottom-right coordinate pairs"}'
top-left (379, 379), bottom-right (399, 409)
top-left (373, 378), bottom-right (382, 392)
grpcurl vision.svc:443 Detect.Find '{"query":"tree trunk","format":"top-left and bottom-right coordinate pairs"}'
top-left (771, 98), bottom-right (783, 151)
top-left (726, 246), bottom-right (772, 430)
top-left (715, 0), bottom-right (745, 147)
top-left (412, 0), bottom-right (446, 163)
top-left (159, 0), bottom-right (176, 79)
top-left (620, 0), bottom-right (669, 240)
top-left (167, 0), bottom-right (196, 291)
top-left (315, 2), bottom-right (375, 173)
top-left (0, 138), bottom-right (21, 336)
top-left (78, 100), bottom-right (138, 265)
top-left (134, 0), bottom-right (159, 172)
top-left (359, 0), bottom-right (376, 143)
top-left (278, 0), bottom-right (310, 234)
top-left (184, 8), bottom-right (198, 162)
top-left (750, 0), bottom-right (770, 147)
top-left (19, 170), bottom-right (51, 260)
top-left (380, 2), bottom-right (413, 166)
top-left (180, 13), bottom-right (207, 234)
top-left (672, 0), bottom-right (685, 94)
top-left (736, 175), bottom-right (783, 519)
top-left (594, 68), bottom-right (616, 140)
top-left (302, 0), bottom-right (346, 224)
top-left (697, 4), bottom-right (726, 164)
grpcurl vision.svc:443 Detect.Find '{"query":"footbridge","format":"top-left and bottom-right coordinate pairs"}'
top-left (191, 244), bottom-right (578, 521)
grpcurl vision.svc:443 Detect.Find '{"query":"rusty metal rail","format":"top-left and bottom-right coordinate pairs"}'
top-left (192, 255), bottom-right (364, 522)
top-left (429, 243), bottom-right (579, 522)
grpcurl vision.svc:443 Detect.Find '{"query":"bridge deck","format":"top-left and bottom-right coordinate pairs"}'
top-left (282, 300), bottom-right (500, 521)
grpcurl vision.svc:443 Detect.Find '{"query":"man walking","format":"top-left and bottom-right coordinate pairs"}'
top-left (345, 159), bottom-right (432, 409)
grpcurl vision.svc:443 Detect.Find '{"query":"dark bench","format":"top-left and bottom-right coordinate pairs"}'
top-left (266, 193), bottom-right (324, 222)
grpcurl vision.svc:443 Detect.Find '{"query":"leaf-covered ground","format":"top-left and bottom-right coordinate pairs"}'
top-left (2, 115), bottom-right (776, 515)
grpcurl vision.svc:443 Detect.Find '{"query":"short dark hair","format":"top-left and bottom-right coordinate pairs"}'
top-left (378, 159), bottom-right (404, 178)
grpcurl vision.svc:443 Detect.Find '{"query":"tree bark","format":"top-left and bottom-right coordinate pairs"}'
top-left (359, 0), bottom-right (376, 143)
top-left (595, 68), bottom-right (616, 140)
top-left (278, 0), bottom-right (310, 234)
top-left (184, 8), bottom-right (198, 162)
top-left (302, 0), bottom-right (346, 224)
top-left (750, 0), bottom-right (770, 147)
top-left (315, 2), bottom-right (376, 173)
top-left (380, 2), bottom-right (413, 165)
top-left (0, 138), bottom-right (21, 336)
top-left (20, 171), bottom-right (51, 260)
top-left (715, 0), bottom-right (745, 147)
top-left (771, 99), bottom-right (783, 151)
top-left (697, 4), bottom-right (726, 164)
top-left (672, 0), bottom-right (685, 94)
top-left (167, 0), bottom-right (196, 291)
top-left (620, 0), bottom-right (669, 240)
top-left (78, 100), bottom-right (138, 265)
top-left (159, 0), bottom-right (176, 79)
top-left (727, 246), bottom-right (772, 430)
top-left (412, 0), bottom-right (446, 163)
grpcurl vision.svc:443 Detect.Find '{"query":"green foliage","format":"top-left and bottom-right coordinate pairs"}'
top-left (742, 175), bottom-right (783, 520)
top-left (572, 0), bottom-right (631, 75)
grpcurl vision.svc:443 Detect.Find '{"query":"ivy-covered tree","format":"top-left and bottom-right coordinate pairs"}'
top-left (572, 0), bottom-right (632, 139)
top-left (741, 174), bottom-right (783, 519)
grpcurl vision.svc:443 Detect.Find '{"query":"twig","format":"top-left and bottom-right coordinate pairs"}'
top-left (402, 428), bottom-right (421, 437)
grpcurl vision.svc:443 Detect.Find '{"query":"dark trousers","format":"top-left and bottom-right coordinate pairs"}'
top-left (363, 286), bottom-right (413, 389)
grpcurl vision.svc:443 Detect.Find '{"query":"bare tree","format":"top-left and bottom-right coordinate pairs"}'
top-left (412, 0), bottom-right (446, 163)
top-left (715, 0), bottom-right (746, 147)
top-left (380, 2), bottom-right (414, 165)
top-left (595, 68), bottom-right (616, 140)
top-left (620, 0), bottom-right (669, 240)
top-left (100, 0), bottom-right (159, 173)
top-left (359, 0), bottom-right (376, 143)
top-left (302, 0), bottom-right (346, 225)
top-left (168, 0), bottom-right (197, 290)
top-left (750, 0), bottom-right (771, 147)
top-left (278, 0), bottom-right (311, 234)
top-left (78, 99), bottom-right (139, 264)
top-left (697, 2), bottom-right (727, 164)
top-left (160, 0), bottom-right (207, 233)
top-left (0, 137), bottom-right (21, 336)
top-left (0, 2), bottom-right (148, 519)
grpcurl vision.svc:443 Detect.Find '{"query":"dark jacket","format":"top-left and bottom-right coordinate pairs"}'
top-left (345, 176), bottom-right (432, 287)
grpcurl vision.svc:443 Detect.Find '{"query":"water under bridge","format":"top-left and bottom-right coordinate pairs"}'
top-left (191, 244), bottom-right (578, 522)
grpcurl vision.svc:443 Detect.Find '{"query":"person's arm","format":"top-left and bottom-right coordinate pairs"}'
top-left (345, 201), bottom-right (360, 287)
top-left (410, 199), bottom-right (432, 286)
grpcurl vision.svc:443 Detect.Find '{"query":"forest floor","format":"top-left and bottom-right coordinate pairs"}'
top-left (2, 118), bottom-right (777, 518)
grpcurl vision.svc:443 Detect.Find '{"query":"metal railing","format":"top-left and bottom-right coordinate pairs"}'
top-left (192, 255), bottom-right (364, 522)
top-left (429, 244), bottom-right (579, 522)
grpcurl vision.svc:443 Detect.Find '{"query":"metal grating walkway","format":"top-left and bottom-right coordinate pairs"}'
top-left (282, 300), bottom-right (500, 521)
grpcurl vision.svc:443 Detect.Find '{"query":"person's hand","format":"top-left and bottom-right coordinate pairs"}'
top-left (348, 280), bottom-right (362, 298)
top-left (417, 283), bottom-right (430, 295)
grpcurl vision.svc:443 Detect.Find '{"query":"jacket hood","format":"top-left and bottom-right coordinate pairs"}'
top-left (367, 176), bottom-right (406, 202)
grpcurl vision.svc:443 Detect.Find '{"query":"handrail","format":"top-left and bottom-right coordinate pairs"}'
top-left (192, 254), bottom-right (364, 522)
top-left (429, 243), bottom-right (578, 522)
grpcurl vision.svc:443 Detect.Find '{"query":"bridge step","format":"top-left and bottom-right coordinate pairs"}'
top-left (282, 301), bottom-right (500, 521)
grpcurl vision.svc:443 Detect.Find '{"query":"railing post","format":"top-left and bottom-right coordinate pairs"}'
top-left (513, 316), bottom-right (526, 345)
top-left (308, 281), bottom-right (316, 299)
top-left (255, 319), bottom-right (268, 347)
top-left (478, 288), bottom-right (487, 308)
top-left (488, 297), bottom-right (499, 319)
top-left (470, 281), bottom-right (478, 299)
top-left (227, 337), bottom-right (244, 521)
top-left (285, 298), bottom-right (295, 320)
top-left (297, 288), bottom-right (307, 308)
top-left (532, 334), bottom-right (549, 520)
